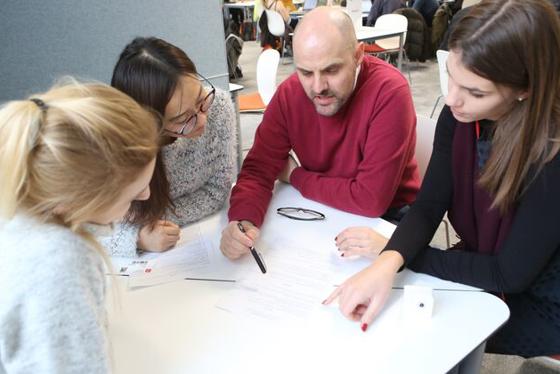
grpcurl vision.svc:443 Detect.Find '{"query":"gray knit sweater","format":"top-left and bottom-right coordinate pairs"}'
top-left (0, 214), bottom-right (108, 374)
top-left (100, 88), bottom-right (237, 257)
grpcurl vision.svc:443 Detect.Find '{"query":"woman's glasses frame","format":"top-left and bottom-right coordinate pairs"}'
top-left (276, 207), bottom-right (326, 221)
top-left (170, 73), bottom-right (216, 136)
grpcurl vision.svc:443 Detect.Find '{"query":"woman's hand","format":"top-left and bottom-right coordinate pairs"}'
top-left (137, 220), bottom-right (180, 252)
top-left (323, 250), bottom-right (404, 331)
top-left (335, 227), bottom-right (389, 259)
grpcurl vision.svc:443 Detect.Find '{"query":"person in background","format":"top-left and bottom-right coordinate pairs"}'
top-left (328, 0), bottom-right (560, 358)
top-left (448, 0), bottom-right (464, 15)
top-left (224, 17), bottom-right (244, 79)
top-left (259, 0), bottom-right (295, 23)
top-left (103, 37), bottom-right (237, 257)
top-left (258, 0), bottom-right (299, 55)
top-left (0, 80), bottom-right (159, 372)
top-left (410, 0), bottom-right (439, 26)
top-left (439, 5), bottom-right (472, 51)
top-left (220, 7), bottom-right (419, 260)
top-left (366, 0), bottom-right (405, 26)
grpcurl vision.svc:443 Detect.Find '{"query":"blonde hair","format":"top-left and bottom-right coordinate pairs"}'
top-left (0, 79), bottom-right (159, 245)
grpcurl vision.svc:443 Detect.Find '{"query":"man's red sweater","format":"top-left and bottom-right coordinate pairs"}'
top-left (229, 55), bottom-right (420, 226)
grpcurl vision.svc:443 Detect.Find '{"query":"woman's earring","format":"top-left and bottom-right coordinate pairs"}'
top-left (518, 97), bottom-right (525, 102)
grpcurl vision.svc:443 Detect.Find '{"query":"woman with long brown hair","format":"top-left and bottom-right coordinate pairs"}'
top-left (327, 0), bottom-right (560, 357)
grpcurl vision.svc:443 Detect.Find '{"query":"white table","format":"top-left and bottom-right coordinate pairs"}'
top-left (107, 184), bottom-right (509, 374)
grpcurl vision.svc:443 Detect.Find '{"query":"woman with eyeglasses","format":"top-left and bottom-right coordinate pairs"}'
top-left (102, 37), bottom-right (237, 256)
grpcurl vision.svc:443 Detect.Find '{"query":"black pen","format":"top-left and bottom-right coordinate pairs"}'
top-left (237, 221), bottom-right (267, 274)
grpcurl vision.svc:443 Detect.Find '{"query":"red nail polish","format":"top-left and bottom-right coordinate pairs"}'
top-left (335, 236), bottom-right (338, 241)
top-left (361, 323), bottom-right (368, 332)
top-left (341, 253), bottom-right (345, 257)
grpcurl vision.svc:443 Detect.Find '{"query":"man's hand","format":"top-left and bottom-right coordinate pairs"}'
top-left (220, 220), bottom-right (260, 259)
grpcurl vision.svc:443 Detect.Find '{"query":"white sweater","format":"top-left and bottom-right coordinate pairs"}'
top-left (0, 214), bottom-right (108, 374)
top-left (102, 88), bottom-right (237, 257)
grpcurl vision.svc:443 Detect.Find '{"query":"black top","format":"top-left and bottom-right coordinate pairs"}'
top-left (384, 106), bottom-right (560, 356)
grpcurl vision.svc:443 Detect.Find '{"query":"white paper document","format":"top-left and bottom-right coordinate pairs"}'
top-left (216, 247), bottom-right (335, 321)
top-left (257, 233), bottom-right (375, 285)
top-left (126, 226), bottom-right (212, 288)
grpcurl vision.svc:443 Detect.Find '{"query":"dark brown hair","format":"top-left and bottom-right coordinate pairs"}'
top-left (449, 0), bottom-right (560, 212)
top-left (111, 37), bottom-right (198, 226)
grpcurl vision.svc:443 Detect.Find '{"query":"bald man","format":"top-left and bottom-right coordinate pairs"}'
top-left (220, 7), bottom-right (419, 259)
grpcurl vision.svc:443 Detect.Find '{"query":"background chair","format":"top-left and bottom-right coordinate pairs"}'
top-left (264, 8), bottom-right (286, 37)
top-left (238, 48), bottom-right (280, 112)
top-left (364, 13), bottom-right (411, 81)
top-left (416, 114), bottom-right (451, 248)
top-left (256, 47), bottom-right (280, 105)
top-left (430, 49), bottom-right (449, 118)
top-left (237, 48), bottom-right (281, 166)
top-left (264, 8), bottom-right (293, 64)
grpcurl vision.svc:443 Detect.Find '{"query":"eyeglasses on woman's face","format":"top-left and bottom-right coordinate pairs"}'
top-left (167, 73), bottom-right (216, 137)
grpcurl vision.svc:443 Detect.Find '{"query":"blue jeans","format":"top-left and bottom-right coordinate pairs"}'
top-left (411, 0), bottom-right (439, 26)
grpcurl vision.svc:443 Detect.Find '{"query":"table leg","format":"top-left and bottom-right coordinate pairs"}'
top-left (397, 31), bottom-right (404, 71)
top-left (448, 342), bottom-right (486, 374)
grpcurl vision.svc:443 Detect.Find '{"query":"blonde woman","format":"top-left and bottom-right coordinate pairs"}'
top-left (0, 80), bottom-right (159, 372)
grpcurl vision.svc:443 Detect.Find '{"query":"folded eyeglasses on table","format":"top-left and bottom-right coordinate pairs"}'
top-left (276, 207), bottom-right (326, 221)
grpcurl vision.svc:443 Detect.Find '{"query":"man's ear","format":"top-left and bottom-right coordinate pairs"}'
top-left (355, 42), bottom-right (365, 65)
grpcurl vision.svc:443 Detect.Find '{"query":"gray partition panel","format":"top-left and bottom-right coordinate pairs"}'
top-left (0, 0), bottom-right (228, 103)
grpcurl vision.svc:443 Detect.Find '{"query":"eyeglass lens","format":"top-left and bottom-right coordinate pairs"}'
top-left (178, 87), bottom-right (215, 135)
top-left (200, 89), bottom-right (215, 112)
